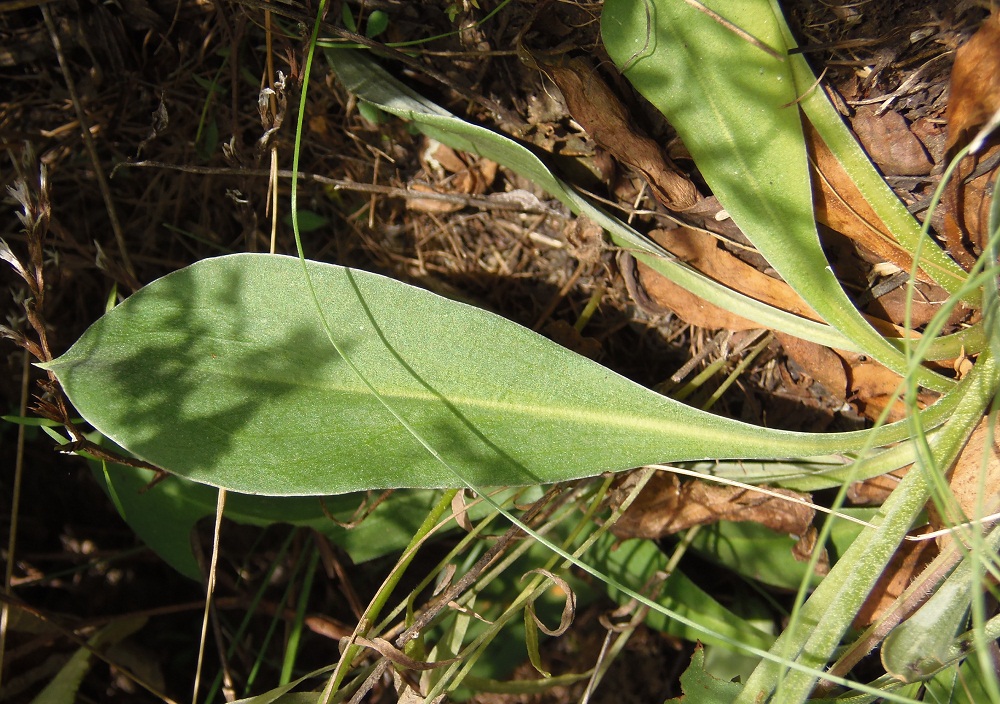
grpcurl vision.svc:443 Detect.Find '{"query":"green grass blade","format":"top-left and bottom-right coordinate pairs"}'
top-left (736, 351), bottom-right (1000, 702)
top-left (765, 0), bottom-right (969, 299)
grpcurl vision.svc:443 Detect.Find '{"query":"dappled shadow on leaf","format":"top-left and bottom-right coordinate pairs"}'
top-left (341, 268), bottom-right (544, 489)
top-left (47, 256), bottom-right (363, 494)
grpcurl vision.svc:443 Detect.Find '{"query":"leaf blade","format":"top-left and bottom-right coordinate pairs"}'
top-left (42, 254), bottom-right (919, 496)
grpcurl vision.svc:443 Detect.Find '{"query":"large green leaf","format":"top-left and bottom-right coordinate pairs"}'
top-left (42, 254), bottom-right (927, 496)
top-left (600, 0), bottom-right (952, 393)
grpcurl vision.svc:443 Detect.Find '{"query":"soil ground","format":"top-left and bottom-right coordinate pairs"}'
top-left (0, 1), bottom-right (991, 701)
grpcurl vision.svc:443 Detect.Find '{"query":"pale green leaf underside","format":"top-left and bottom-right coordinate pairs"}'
top-left (43, 254), bottom-right (928, 496)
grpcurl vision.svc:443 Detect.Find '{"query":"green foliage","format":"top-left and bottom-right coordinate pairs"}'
top-left (665, 645), bottom-right (742, 703)
top-left (27, 0), bottom-right (1000, 701)
top-left (91, 459), bottom-right (447, 579)
top-left (42, 253), bottom-right (914, 497)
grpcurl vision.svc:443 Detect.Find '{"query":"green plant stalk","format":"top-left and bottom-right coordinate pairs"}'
top-left (369, 497), bottom-right (502, 638)
top-left (700, 332), bottom-right (772, 410)
top-left (424, 495), bottom-right (593, 697)
top-left (738, 350), bottom-right (1000, 702)
top-left (881, 520), bottom-right (1000, 683)
top-left (424, 475), bottom-right (656, 697)
top-left (203, 527), bottom-right (296, 702)
top-left (321, 489), bottom-right (458, 698)
top-left (279, 544), bottom-right (320, 685)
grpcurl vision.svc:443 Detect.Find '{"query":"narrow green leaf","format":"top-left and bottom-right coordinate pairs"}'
top-left (737, 352), bottom-right (1000, 703)
top-left (593, 534), bottom-right (774, 650)
top-left (523, 606), bottom-right (549, 677)
top-left (41, 254), bottom-right (943, 497)
top-left (688, 509), bottom-right (872, 591)
top-left (365, 9), bottom-right (389, 38)
top-left (765, 0), bottom-right (968, 299)
top-left (29, 617), bottom-right (145, 704)
top-left (326, 48), bottom-right (862, 352)
top-left (882, 524), bottom-right (1000, 682)
top-left (600, 0), bottom-right (952, 392)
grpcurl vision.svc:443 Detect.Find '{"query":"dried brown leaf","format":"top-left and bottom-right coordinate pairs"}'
top-left (945, 12), bottom-right (1000, 157)
top-left (853, 529), bottom-right (938, 629)
top-left (542, 319), bottom-right (602, 359)
top-left (806, 120), bottom-right (926, 280)
top-left (942, 12), bottom-right (1000, 267)
top-left (609, 472), bottom-right (814, 540)
top-left (927, 416), bottom-right (1000, 541)
top-left (522, 569), bottom-right (576, 637)
top-left (634, 227), bottom-right (822, 330)
top-left (534, 55), bottom-right (699, 210)
top-left (851, 105), bottom-right (932, 176)
top-left (355, 636), bottom-right (460, 671)
top-left (847, 469), bottom-right (908, 506)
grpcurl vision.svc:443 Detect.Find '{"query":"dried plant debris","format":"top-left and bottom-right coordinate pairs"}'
top-left (609, 471), bottom-right (815, 545)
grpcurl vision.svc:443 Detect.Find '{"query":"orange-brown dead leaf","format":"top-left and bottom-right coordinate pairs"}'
top-left (942, 12), bottom-right (1000, 267)
top-left (408, 139), bottom-right (498, 213)
top-left (853, 528), bottom-right (938, 629)
top-left (629, 226), bottom-right (943, 422)
top-left (532, 55), bottom-right (699, 210)
top-left (805, 120), bottom-right (929, 282)
top-left (542, 319), bottom-right (602, 359)
top-left (944, 12), bottom-right (1000, 158)
top-left (854, 416), bottom-right (999, 628)
top-left (775, 333), bottom-right (938, 423)
top-left (851, 105), bottom-right (932, 177)
top-left (943, 143), bottom-right (1000, 263)
top-left (609, 471), bottom-right (814, 540)
top-left (635, 227), bottom-right (822, 327)
top-left (848, 469), bottom-right (908, 506)
top-left (926, 416), bottom-right (1000, 545)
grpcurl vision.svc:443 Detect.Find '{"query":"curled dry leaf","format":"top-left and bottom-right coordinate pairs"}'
top-left (609, 471), bottom-right (814, 541)
top-left (531, 54), bottom-right (699, 210)
top-left (522, 568), bottom-right (577, 637)
top-left (851, 105), bottom-right (932, 177)
top-left (943, 12), bottom-right (1000, 266)
top-left (408, 138), bottom-right (499, 214)
top-left (776, 333), bottom-right (938, 423)
top-left (354, 636), bottom-right (460, 671)
top-left (943, 143), bottom-right (1000, 262)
